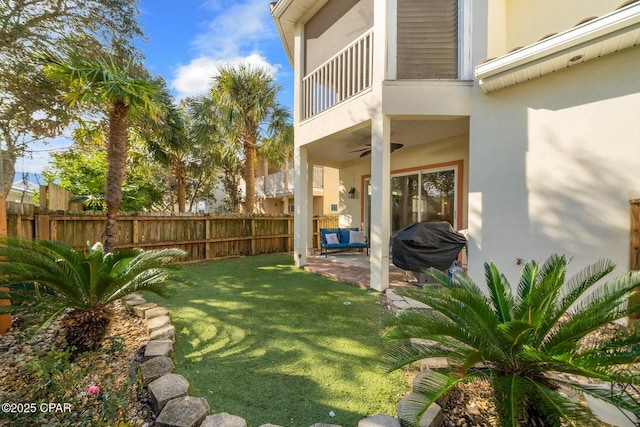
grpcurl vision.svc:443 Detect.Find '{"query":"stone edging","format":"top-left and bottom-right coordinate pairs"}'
top-left (122, 292), bottom-right (443, 427)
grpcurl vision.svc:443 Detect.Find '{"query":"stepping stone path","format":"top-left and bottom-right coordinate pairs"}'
top-left (155, 396), bottom-right (210, 427)
top-left (201, 412), bottom-right (248, 427)
top-left (139, 355), bottom-right (174, 386)
top-left (358, 414), bottom-right (401, 427)
top-left (147, 315), bottom-right (171, 334)
top-left (383, 289), bottom-right (430, 315)
top-left (148, 373), bottom-right (189, 413)
top-left (126, 291), bottom-right (446, 427)
top-left (131, 302), bottom-right (158, 318)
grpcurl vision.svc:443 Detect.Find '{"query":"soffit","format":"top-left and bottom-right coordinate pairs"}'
top-left (475, 2), bottom-right (640, 93)
top-left (305, 117), bottom-right (469, 167)
top-left (271, 0), bottom-right (326, 66)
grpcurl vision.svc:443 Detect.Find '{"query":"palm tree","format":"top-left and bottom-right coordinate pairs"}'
top-left (203, 64), bottom-right (291, 213)
top-left (42, 53), bottom-right (164, 252)
top-left (0, 238), bottom-right (192, 355)
top-left (384, 255), bottom-right (640, 426)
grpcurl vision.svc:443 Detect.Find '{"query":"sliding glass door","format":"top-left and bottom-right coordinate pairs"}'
top-left (365, 164), bottom-right (459, 237)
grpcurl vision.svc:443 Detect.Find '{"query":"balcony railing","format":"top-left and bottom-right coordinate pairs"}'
top-left (313, 166), bottom-right (323, 190)
top-left (257, 166), bottom-right (325, 197)
top-left (302, 29), bottom-right (373, 120)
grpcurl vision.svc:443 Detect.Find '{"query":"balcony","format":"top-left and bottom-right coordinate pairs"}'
top-left (257, 166), bottom-right (325, 198)
top-left (302, 29), bottom-right (373, 120)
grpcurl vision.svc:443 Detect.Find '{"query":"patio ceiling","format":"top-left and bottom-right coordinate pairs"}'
top-left (305, 116), bottom-right (469, 167)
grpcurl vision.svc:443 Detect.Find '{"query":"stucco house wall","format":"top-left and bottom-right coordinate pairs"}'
top-left (469, 43), bottom-right (640, 282)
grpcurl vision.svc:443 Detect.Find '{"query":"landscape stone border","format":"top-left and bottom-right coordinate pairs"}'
top-left (122, 292), bottom-right (443, 427)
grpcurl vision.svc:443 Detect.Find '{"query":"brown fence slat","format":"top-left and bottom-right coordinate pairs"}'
top-left (5, 211), bottom-right (340, 262)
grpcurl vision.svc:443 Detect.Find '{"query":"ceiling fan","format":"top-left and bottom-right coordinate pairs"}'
top-left (349, 142), bottom-right (404, 157)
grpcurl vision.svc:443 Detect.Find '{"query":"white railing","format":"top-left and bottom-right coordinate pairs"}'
top-left (302, 29), bottom-right (374, 120)
top-left (313, 166), bottom-right (324, 190)
top-left (258, 166), bottom-right (325, 197)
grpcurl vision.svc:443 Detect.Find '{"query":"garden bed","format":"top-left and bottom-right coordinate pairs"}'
top-left (0, 300), bottom-right (154, 426)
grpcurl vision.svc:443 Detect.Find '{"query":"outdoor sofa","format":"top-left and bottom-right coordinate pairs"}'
top-left (319, 227), bottom-right (369, 257)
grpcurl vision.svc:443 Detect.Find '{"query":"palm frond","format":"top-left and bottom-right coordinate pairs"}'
top-left (485, 262), bottom-right (514, 322)
top-left (513, 259), bottom-right (539, 319)
top-left (525, 378), bottom-right (599, 427)
top-left (399, 370), bottom-right (466, 427)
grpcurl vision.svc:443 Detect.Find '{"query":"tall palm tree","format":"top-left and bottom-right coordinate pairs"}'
top-left (205, 64), bottom-right (291, 213)
top-left (42, 53), bottom-right (163, 252)
top-left (384, 255), bottom-right (640, 426)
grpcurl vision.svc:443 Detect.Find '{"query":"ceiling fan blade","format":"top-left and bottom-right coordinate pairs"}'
top-left (349, 148), bottom-right (370, 153)
top-left (359, 150), bottom-right (372, 157)
top-left (390, 143), bottom-right (404, 153)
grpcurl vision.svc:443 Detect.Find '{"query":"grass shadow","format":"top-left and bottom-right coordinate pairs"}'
top-left (143, 254), bottom-right (407, 426)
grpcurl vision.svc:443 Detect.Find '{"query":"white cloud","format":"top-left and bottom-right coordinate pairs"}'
top-left (172, 53), bottom-right (280, 99)
top-left (194, 0), bottom-right (275, 57)
top-left (170, 0), bottom-right (284, 100)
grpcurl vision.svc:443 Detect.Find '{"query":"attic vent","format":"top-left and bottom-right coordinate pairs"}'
top-left (396, 0), bottom-right (459, 79)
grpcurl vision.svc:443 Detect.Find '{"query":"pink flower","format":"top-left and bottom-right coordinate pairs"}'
top-left (86, 385), bottom-right (100, 395)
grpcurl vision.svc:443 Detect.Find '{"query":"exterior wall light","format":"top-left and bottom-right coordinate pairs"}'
top-left (348, 187), bottom-right (356, 199)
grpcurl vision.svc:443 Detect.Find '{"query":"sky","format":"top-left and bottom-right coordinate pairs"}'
top-left (16, 0), bottom-right (293, 179)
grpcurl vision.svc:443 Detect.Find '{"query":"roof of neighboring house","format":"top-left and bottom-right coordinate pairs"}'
top-left (476, 0), bottom-right (640, 92)
top-left (11, 179), bottom-right (38, 192)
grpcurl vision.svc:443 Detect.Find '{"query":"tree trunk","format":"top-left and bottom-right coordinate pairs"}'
top-left (244, 142), bottom-right (256, 214)
top-left (173, 159), bottom-right (187, 213)
top-left (103, 100), bottom-right (129, 253)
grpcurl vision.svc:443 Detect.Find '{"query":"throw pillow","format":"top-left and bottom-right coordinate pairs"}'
top-left (349, 230), bottom-right (366, 244)
top-left (325, 233), bottom-right (340, 244)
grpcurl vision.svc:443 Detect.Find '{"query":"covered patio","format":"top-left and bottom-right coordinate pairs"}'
top-left (303, 252), bottom-right (410, 289)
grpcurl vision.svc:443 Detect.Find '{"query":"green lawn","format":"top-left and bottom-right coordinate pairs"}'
top-left (143, 253), bottom-right (408, 427)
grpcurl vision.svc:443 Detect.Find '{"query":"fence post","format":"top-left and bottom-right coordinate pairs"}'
top-left (204, 218), bottom-right (211, 260)
top-left (250, 218), bottom-right (256, 256)
top-left (39, 185), bottom-right (48, 211)
top-left (36, 215), bottom-right (51, 240)
top-left (132, 219), bottom-right (139, 245)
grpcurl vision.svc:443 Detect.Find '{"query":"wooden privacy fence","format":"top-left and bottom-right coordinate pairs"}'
top-left (6, 209), bottom-right (340, 262)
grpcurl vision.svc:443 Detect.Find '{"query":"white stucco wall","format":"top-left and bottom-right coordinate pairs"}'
top-left (468, 46), bottom-right (640, 284)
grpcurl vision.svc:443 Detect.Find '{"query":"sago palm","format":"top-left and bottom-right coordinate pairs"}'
top-left (0, 238), bottom-right (192, 354)
top-left (384, 255), bottom-right (640, 426)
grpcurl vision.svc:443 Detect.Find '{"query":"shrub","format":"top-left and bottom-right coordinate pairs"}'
top-left (0, 238), bottom-right (193, 354)
top-left (384, 255), bottom-right (640, 426)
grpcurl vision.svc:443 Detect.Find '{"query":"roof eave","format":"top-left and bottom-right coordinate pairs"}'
top-left (271, 0), bottom-right (296, 67)
top-left (475, 3), bottom-right (640, 93)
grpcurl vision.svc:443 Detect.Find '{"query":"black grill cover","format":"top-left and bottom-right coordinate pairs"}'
top-left (391, 221), bottom-right (467, 271)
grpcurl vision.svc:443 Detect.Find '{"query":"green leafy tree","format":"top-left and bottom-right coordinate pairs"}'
top-left (43, 146), bottom-right (164, 211)
top-left (188, 95), bottom-right (243, 212)
top-left (194, 64), bottom-right (291, 213)
top-left (42, 53), bottom-right (164, 252)
top-left (137, 83), bottom-right (193, 212)
top-left (0, 0), bottom-right (143, 234)
top-left (0, 238), bottom-right (192, 355)
top-left (384, 255), bottom-right (640, 426)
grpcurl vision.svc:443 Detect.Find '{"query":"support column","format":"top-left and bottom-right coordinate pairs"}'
top-left (292, 21), bottom-right (310, 268)
top-left (369, 115), bottom-right (391, 292)
top-left (294, 147), bottom-right (310, 267)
